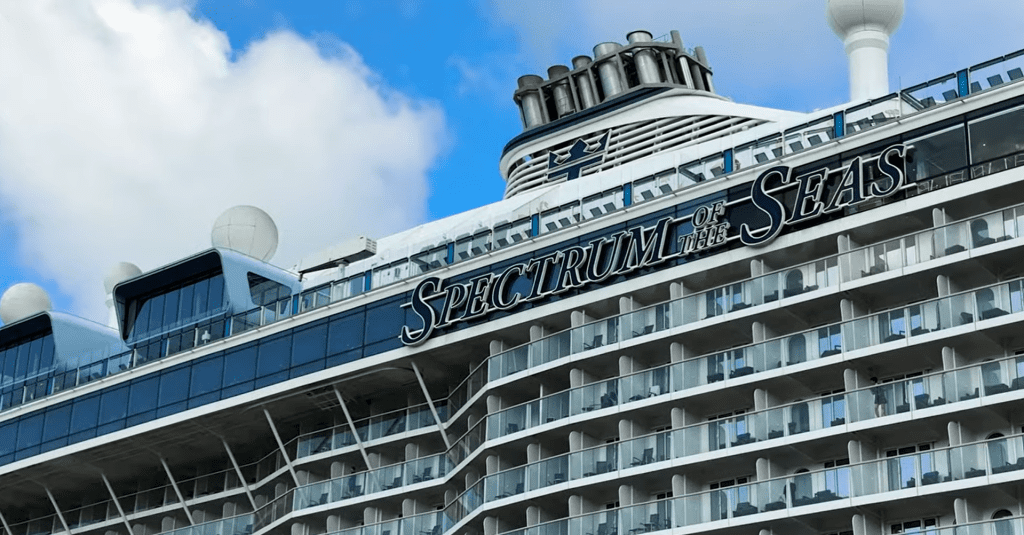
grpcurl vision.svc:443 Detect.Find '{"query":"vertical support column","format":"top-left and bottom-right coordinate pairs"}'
top-left (222, 438), bottom-right (259, 511)
top-left (948, 421), bottom-right (963, 447)
top-left (332, 387), bottom-right (377, 478)
top-left (833, 111), bottom-right (845, 139)
top-left (942, 346), bottom-right (963, 370)
top-left (753, 388), bottom-right (778, 412)
top-left (160, 458), bottom-right (195, 525)
top-left (840, 299), bottom-right (864, 321)
top-left (671, 474), bottom-right (690, 499)
top-left (954, 497), bottom-right (978, 525)
top-left (410, 361), bottom-right (452, 450)
top-left (852, 512), bottom-right (884, 535)
top-left (752, 322), bottom-right (776, 343)
top-left (101, 473), bottom-right (137, 535)
top-left (0, 509), bottom-right (13, 535)
top-left (44, 486), bottom-right (73, 534)
top-left (843, 368), bottom-right (872, 393)
top-left (837, 234), bottom-right (857, 281)
top-left (957, 69), bottom-right (970, 97)
top-left (755, 457), bottom-right (784, 481)
top-left (750, 259), bottom-right (765, 278)
top-left (262, 409), bottom-right (301, 488)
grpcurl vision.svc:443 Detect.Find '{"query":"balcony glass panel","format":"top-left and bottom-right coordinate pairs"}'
top-left (539, 202), bottom-right (581, 234)
top-left (571, 379), bottom-right (618, 414)
top-left (489, 346), bottom-right (527, 381)
top-left (632, 169), bottom-right (678, 204)
top-left (573, 317), bottom-right (618, 353)
top-left (901, 73), bottom-right (959, 110)
top-left (570, 444), bottom-right (617, 479)
top-left (620, 432), bottom-right (671, 469)
top-left (529, 331), bottom-right (571, 367)
top-left (846, 95), bottom-right (901, 134)
top-left (620, 366), bottom-right (668, 402)
top-left (493, 218), bottom-right (531, 249)
top-left (581, 188), bottom-right (623, 221)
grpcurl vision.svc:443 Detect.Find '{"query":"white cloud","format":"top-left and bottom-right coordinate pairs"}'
top-left (447, 55), bottom-right (504, 99)
top-left (486, 0), bottom-right (1024, 111)
top-left (0, 0), bottom-right (447, 322)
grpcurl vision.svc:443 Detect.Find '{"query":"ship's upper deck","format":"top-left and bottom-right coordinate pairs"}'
top-left (6, 28), bottom-right (1024, 535)
top-left (0, 45), bottom-right (1023, 471)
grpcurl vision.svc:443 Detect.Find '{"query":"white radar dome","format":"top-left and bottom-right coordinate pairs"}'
top-left (0, 283), bottom-right (52, 325)
top-left (211, 206), bottom-right (279, 262)
top-left (104, 262), bottom-right (142, 293)
top-left (827, 0), bottom-right (904, 37)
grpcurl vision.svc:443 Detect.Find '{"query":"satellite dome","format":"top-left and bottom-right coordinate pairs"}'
top-left (827, 0), bottom-right (904, 38)
top-left (0, 283), bottom-right (52, 325)
top-left (211, 205), bottom-right (279, 262)
top-left (103, 262), bottom-right (142, 293)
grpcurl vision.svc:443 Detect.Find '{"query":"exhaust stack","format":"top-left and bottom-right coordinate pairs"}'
top-left (511, 29), bottom-right (716, 131)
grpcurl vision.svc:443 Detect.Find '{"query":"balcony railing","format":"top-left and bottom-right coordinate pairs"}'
top-left (14, 269), bottom-right (1024, 535)
top-left (10, 170), bottom-right (1024, 535)
top-left (501, 435), bottom-right (1024, 535)
top-left (476, 351), bottom-right (1024, 511)
top-left (483, 276), bottom-right (1024, 448)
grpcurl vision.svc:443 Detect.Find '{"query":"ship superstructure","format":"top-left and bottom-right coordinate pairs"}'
top-left (5, 2), bottom-right (1024, 535)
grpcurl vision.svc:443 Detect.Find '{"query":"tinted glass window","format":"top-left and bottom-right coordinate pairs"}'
top-left (163, 289), bottom-right (180, 328)
top-left (970, 105), bottom-right (1024, 163)
top-left (42, 404), bottom-right (71, 442)
top-left (1, 348), bottom-right (13, 380)
top-left (328, 311), bottom-right (364, 355)
top-left (191, 355), bottom-right (224, 396)
top-left (70, 395), bottom-right (100, 433)
top-left (208, 275), bottom-right (225, 311)
top-left (128, 376), bottom-right (159, 415)
top-left (148, 294), bottom-right (165, 335)
top-left (365, 299), bottom-right (405, 344)
top-left (133, 300), bottom-right (151, 340)
top-left (25, 338), bottom-right (43, 376)
top-left (292, 322), bottom-right (327, 366)
top-left (99, 387), bottom-right (129, 425)
top-left (249, 273), bottom-right (291, 307)
top-left (194, 278), bottom-right (210, 314)
top-left (130, 273), bottom-right (230, 341)
top-left (39, 335), bottom-right (55, 371)
top-left (14, 344), bottom-right (29, 379)
top-left (16, 414), bottom-right (44, 450)
top-left (257, 333), bottom-right (291, 378)
top-left (179, 284), bottom-right (195, 323)
top-left (158, 366), bottom-right (190, 407)
top-left (906, 126), bottom-right (967, 182)
top-left (0, 422), bottom-right (15, 456)
top-left (224, 344), bottom-right (257, 386)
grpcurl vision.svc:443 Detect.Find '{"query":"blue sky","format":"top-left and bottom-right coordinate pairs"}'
top-left (194, 0), bottom-right (522, 218)
top-left (0, 0), bottom-right (1021, 324)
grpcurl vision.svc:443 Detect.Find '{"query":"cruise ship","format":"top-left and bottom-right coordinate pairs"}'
top-left (4, 1), bottom-right (1024, 535)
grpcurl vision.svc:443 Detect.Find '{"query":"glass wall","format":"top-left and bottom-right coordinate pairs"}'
top-left (0, 334), bottom-right (55, 412)
top-left (248, 273), bottom-right (292, 308)
top-left (905, 125), bottom-right (968, 186)
top-left (969, 104), bottom-right (1024, 179)
top-left (128, 273), bottom-right (227, 342)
